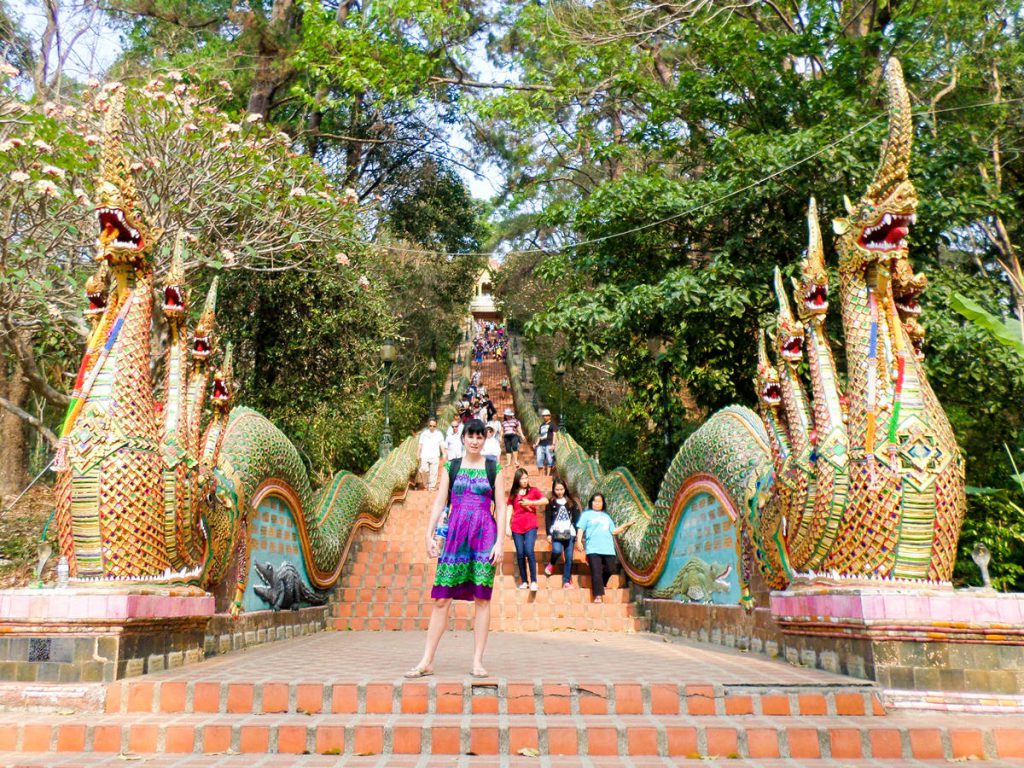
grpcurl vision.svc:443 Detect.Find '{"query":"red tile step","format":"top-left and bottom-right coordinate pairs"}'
top-left (2, 711), bottom-right (1022, 759)
top-left (103, 679), bottom-right (884, 718)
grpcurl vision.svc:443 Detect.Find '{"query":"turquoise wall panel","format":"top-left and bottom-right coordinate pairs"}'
top-left (244, 494), bottom-right (314, 612)
top-left (652, 490), bottom-right (740, 604)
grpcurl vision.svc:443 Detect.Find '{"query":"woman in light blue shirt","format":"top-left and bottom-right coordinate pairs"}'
top-left (576, 493), bottom-right (635, 603)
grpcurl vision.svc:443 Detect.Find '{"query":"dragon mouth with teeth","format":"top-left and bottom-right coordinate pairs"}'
top-left (211, 375), bottom-right (229, 405)
top-left (895, 294), bottom-right (922, 317)
top-left (780, 335), bottom-right (804, 362)
top-left (804, 284), bottom-right (828, 314)
top-left (97, 207), bottom-right (143, 254)
top-left (760, 380), bottom-right (782, 406)
top-left (858, 211), bottom-right (915, 254)
top-left (192, 335), bottom-right (212, 359)
top-left (164, 286), bottom-right (185, 315)
top-left (86, 292), bottom-right (107, 316)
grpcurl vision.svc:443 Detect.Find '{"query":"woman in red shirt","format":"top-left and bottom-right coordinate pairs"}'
top-left (506, 468), bottom-right (547, 591)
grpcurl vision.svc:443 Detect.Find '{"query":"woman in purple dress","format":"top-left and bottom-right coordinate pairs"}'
top-left (407, 419), bottom-right (507, 678)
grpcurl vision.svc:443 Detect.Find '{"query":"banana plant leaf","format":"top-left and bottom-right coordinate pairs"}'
top-left (950, 293), bottom-right (1024, 358)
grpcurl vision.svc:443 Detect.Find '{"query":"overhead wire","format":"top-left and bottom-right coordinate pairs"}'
top-left (342, 94), bottom-right (1024, 260)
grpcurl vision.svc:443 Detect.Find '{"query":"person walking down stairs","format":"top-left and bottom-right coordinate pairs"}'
top-left (506, 468), bottom-right (546, 592)
top-left (407, 419), bottom-right (507, 679)
top-left (577, 492), bottom-right (636, 603)
top-left (544, 478), bottom-right (581, 589)
top-left (501, 408), bottom-right (526, 469)
top-left (416, 417), bottom-right (446, 491)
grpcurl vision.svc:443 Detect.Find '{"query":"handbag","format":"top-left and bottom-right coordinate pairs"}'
top-left (551, 512), bottom-right (575, 542)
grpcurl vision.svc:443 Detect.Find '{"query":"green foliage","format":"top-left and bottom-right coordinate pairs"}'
top-left (950, 292), bottom-right (1024, 358)
top-left (956, 487), bottom-right (1024, 591)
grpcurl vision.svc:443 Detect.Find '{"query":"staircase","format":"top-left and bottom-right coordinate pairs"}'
top-left (5, 354), bottom-right (1024, 764)
top-left (328, 356), bottom-right (646, 634)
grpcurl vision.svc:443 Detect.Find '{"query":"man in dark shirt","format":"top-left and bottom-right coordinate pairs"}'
top-left (534, 408), bottom-right (558, 476)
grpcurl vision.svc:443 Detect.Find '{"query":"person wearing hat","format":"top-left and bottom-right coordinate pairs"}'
top-left (501, 408), bottom-right (526, 469)
top-left (534, 409), bottom-right (558, 476)
top-left (482, 424), bottom-right (502, 463)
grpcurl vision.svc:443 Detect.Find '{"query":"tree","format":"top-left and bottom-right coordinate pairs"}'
top-left (0, 71), bottom-right (379, 490)
top-left (482, 0), bottom-right (1024, 556)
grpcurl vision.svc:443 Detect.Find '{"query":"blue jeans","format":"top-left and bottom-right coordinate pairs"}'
top-left (536, 444), bottom-right (555, 467)
top-left (512, 528), bottom-right (538, 584)
top-left (549, 536), bottom-right (575, 583)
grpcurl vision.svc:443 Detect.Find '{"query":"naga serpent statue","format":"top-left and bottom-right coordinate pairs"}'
top-left (52, 87), bottom-right (437, 613)
top-left (509, 58), bottom-right (965, 606)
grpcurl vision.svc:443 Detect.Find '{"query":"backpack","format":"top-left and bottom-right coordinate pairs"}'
top-left (446, 457), bottom-right (498, 508)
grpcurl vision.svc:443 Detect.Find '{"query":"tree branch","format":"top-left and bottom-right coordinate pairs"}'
top-left (0, 321), bottom-right (69, 407)
top-left (427, 76), bottom-right (555, 92)
top-left (0, 394), bottom-right (58, 446)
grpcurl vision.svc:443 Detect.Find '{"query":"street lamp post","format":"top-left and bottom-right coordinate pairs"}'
top-left (554, 360), bottom-right (567, 432)
top-left (428, 358), bottom-right (437, 418)
top-left (379, 342), bottom-right (397, 458)
top-left (449, 350), bottom-right (457, 398)
top-left (647, 335), bottom-right (671, 462)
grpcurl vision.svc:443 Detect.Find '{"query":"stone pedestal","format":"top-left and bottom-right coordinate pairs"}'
top-left (770, 584), bottom-right (1024, 695)
top-left (0, 586), bottom-right (214, 682)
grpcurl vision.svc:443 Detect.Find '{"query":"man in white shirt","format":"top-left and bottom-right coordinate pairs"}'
top-left (444, 417), bottom-right (463, 461)
top-left (417, 418), bottom-right (446, 491)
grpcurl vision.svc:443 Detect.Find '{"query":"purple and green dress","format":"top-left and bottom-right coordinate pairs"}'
top-left (432, 461), bottom-right (501, 601)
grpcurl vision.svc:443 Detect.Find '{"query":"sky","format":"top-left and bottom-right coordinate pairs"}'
top-left (12, 0), bottom-right (505, 199)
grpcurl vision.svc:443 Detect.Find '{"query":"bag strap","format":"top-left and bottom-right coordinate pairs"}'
top-left (485, 458), bottom-right (497, 496)
top-left (446, 458), bottom-right (462, 507)
top-left (447, 457), bottom-right (498, 507)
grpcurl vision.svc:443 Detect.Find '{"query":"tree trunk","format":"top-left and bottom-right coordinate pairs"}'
top-left (244, 0), bottom-right (297, 118)
top-left (0, 357), bottom-right (28, 498)
top-left (840, 0), bottom-right (896, 87)
top-left (305, 0), bottom-right (356, 158)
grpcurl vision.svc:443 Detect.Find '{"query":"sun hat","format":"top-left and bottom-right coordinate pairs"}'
top-left (503, 408), bottom-right (514, 416)
top-left (539, 408), bottom-right (551, 416)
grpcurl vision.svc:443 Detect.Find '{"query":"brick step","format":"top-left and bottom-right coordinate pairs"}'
top-left (104, 679), bottom-right (884, 718)
top-left (0, 757), bottom-right (1006, 768)
top-left (331, 578), bottom-right (633, 600)
top-left (329, 615), bottom-right (649, 632)
top-left (330, 594), bottom-right (634, 614)
top-left (3, 711), bottom-right (1021, 759)
top-left (347, 549), bottom-right (619, 569)
top-left (331, 598), bottom-right (639, 620)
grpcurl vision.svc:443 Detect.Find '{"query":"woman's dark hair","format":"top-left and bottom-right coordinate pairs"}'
top-left (550, 477), bottom-right (579, 511)
top-left (507, 468), bottom-right (530, 503)
top-left (588, 493), bottom-right (606, 511)
top-left (463, 418), bottom-right (487, 438)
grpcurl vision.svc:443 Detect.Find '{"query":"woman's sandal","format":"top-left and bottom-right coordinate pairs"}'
top-left (471, 667), bottom-right (489, 678)
top-left (404, 666), bottom-right (433, 678)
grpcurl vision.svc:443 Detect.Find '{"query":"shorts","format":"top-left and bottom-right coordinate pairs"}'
top-left (503, 434), bottom-right (520, 453)
top-left (536, 444), bottom-right (555, 468)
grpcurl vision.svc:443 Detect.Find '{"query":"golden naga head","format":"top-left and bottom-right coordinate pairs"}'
top-left (756, 329), bottom-right (782, 408)
top-left (84, 262), bottom-right (110, 321)
top-left (163, 231), bottom-right (188, 322)
top-left (904, 316), bottom-right (926, 361)
top-left (891, 256), bottom-right (927, 318)
top-left (793, 198), bottom-right (828, 321)
top-left (773, 266), bottom-right (805, 364)
top-left (94, 86), bottom-right (157, 265)
top-left (192, 278), bottom-right (218, 362)
top-left (833, 58), bottom-right (918, 272)
top-left (211, 343), bottom-right (234, 412)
